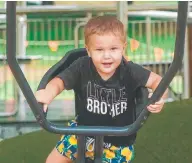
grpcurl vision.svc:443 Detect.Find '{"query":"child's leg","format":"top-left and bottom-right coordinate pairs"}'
top-left (47, 134), bottom-right (78, 163)
top-left (46, 147), bottom-right (72, 163)
top-left (46, 120), bottom-right (78, 163)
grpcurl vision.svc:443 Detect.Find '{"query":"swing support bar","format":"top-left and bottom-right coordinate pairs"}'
top-left (6, 2), bottom-right (188, 163)
top-left (6, 1), bottom-right (188, 136)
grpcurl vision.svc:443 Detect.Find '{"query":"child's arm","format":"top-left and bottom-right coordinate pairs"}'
top-left (35, 57), bottom-right (83, 112)
top-left (145, 71), bottom-right (168, 113)
top-left (127, 61), bottom-right (168, 113)
top-left (35, 77), bottom-right (65, 112)
top-left (145, 71), bottom-right (168, 99)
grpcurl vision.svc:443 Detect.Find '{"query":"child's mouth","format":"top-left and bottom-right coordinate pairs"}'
top-left (102, 63), bottom-right (113, 68)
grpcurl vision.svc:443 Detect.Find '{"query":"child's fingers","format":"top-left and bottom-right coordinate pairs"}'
top-left (147, 97), bottom-right (165, 113)
top-left (148, 108), bottom-right (161, 113)
top-left (43, 104), bottom-right (48, 112)
top-left (147, 105), bottom-right (162, 113)
top-left (155, 98), bottom-right (164, 105)
top-left (148, 92), bottom-right (153, 98)
top-left (147, 104), bottom-right (161, 109)
top-left (147, 105), bottom-right (156, 111)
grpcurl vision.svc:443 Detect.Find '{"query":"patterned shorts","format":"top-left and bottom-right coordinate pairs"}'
top-left (55, 120), bottom-right (135, 163)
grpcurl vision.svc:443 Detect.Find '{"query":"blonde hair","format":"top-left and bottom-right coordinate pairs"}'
top-left (84, 16), bottom-right (126, 45)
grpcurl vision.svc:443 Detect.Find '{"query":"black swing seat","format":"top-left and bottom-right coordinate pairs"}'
top-left (37, 48), bottom-right (149, 119)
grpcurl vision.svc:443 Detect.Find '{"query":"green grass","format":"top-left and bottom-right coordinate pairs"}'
top-left (0, 99), bottom-right (192, 163)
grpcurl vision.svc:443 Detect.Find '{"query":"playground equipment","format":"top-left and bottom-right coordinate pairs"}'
top-left (6, 1), bottom-right (188, 163)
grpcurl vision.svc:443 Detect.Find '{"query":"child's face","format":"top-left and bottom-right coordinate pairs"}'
top-left (86, 33), bottom-right (126, 79)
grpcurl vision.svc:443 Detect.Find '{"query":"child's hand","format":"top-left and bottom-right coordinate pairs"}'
top-left (35, 89), bottom-right (53, 112)
top-left (147, 92), bottom-right (165, 113)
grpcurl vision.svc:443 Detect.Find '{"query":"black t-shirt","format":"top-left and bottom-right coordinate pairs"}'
top-left (57, 56), bottom-right (151, 146)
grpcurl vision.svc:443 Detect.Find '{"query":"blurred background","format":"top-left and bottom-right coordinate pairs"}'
top-left (0, 1), bottom-right (191, 140)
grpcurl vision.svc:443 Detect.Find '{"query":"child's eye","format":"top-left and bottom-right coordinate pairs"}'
top-left (96, 48), bottom-right (103, 51)
top-left (111, 47), bottom-right (117, 51)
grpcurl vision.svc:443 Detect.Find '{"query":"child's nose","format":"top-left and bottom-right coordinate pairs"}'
top-left (103, 50), bottom-right (110, 59)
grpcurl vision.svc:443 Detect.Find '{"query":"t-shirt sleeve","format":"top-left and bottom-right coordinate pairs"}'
top-left (56, 57), bottom-right (82, 90)
top-left (128, 61), bottom-right (151, 87)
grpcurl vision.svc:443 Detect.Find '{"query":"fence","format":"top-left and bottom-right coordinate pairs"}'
top-left (0, 8), bottom-right (189, 117)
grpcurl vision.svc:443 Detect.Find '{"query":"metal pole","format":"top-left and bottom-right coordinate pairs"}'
top-left (76, 136), bottom-right (86, 163)
top-left (16, 1), bottom-right (27, 57)
top-left (183, 28), bottom-right (190, 99)
top-left (188, 25), bottom-right (192, 97)
top-left (117, 1), bottom-right (128, 33)
top-left (1, 4), bottom-right (179, 15)
top-left (74, 22), bottom-right (87, 49)
top-left (16, 1), bottom-right (27, 119)
top-left (183, 2), bottom-right (189, 99)
top-left (94, 136), bottom-right (104, 163)
top-left (146, 16), bottom-right (151, 57)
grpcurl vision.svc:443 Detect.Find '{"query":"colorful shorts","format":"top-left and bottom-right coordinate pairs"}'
top-left (56, 120), bottom-right (135, 163)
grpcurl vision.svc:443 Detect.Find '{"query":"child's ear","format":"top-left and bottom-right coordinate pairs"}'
top-left (123, 42), bottom-right (128, 54)
top-left (85, 44), bottom-right (91, 57)
top-left (123, 42), bottom-right (129, 61)
top-left (123, 42), bottom-right (127, 49)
